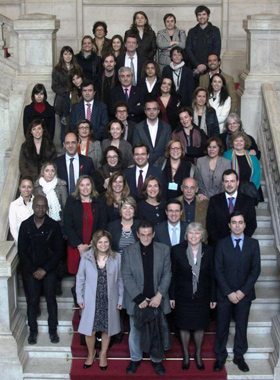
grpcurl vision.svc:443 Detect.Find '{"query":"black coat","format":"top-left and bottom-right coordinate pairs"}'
top-left (204, 108), bottom-right (220, 137)
top-left (23, 102), bottom-right (56, 140)
top-left (162, 65), bottom-right (194, 107)
top-left (107, 218), bottom-right (139, 252)
top-left (124, 29), bottom-right (157, 60)
top-left (74, 51), bottom-right (101, 83)
top-left (206, 191), bottom-right (257, 246)
top-left (64, 196), bottom-right (107, 248)
top-left (215, 235), bottom-right (260, 301)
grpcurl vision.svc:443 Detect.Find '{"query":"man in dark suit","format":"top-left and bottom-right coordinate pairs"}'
top-left (69, 79), bottom-right (108, 140)
top-left (206, 169), bottom-right (257, 246)
top-left (110, 67), bottom-right (145, 123)
top-left (122, 220), bottom-right (171, 376)
top-left (155, 199), bottom-right (187, 247)
top-left (133, 99), bottom-right (172, 166)
top-left (116, 33), bottom-right (147, 86)
top-left (214, 211), bottom-right (261, 372)
top-left (124, 142), bottom-right (166, 200)
top-left (114, 101), bottom-right (135, 144)
top-left (54, 132), bottom-right (94, 195)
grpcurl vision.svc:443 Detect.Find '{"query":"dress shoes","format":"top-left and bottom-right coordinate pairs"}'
top-left (194, 355), bottom-right (205, 371)
top-left (49, 331), bottom-right (60, 344)
top-left (28, 331), bottom-right (38, 345)
top-left (99, 365), bottom-right (107, 371)
top-left (233, 357), bottom-right (250, 372)
top-left (151, 361), bottom-right (166, 375)
top-left (182, 359), bottom-right (190, 370)
top-left (126, 360), bottom-right (141, 374)
top-left (214, 359), bottom-right (226, 371)
top-left (83, 350), bottom-right (96, 369)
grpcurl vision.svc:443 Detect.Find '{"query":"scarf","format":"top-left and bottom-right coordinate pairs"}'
top-left (77, 137), bottom-right (90, 156)
top-left (231, 149), bottom-right (253, 182)
top-left (39, 177), bottom-right (61, 221)
top-left (186, 242), bottom-right (202, 296)
top-left (170, 61), bottom-right (185, 91)
top-left (100, 163), bottom-right (123, 179)
top-left (193, 107), bottom-right (207, 135)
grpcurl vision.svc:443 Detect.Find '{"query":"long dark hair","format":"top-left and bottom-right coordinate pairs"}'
top-left (54, 46), bottom-right (79, 72)
top-left (110, 34), bottom-right (125, 56)
top-left (209, 73), bottom-right (229, 106)
top-left (130, 11), bottom-right (153, 34)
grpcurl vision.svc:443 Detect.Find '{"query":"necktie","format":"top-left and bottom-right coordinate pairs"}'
top-left (228, 197), bottom-right (234, 214)
top-left (86, 103), bottom-right (91, 121)
top-left (124, 88), bottom-right (129, 102)
top-left (129, 57), bottom-right (136, 86)
top-left (137, 169), bottom-right (143, 197)
top-left (171, 227), bottom-right (178, 246)
top-left (235, 238), bottom-right (241, 253)
top-left (69, 158), bottom-right (75, 195)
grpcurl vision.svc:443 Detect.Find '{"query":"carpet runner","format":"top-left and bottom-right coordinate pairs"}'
top-left (70, 309), bottom-right (227, 379)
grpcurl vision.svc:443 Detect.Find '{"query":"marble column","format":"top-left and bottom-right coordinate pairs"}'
top-left (239, 14), bottom-right (280, 139)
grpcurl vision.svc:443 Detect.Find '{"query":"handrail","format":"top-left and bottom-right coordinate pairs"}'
top-left (0, 83), bottom-right (35, 242)
top-left (259, 82), bottom-right (280, 247)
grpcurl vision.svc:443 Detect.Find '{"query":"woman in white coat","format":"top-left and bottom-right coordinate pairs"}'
top-left (208, 73), bottom-right (231, 132)
top-left (76, 229), bottom-right (123, 371)
top-left (9, 176), bottom-right (34, 244)
top-left (156, 13), bottom-right (186, 71)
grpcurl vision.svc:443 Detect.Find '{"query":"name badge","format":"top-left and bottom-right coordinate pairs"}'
top-left (168, 182), bottom-right (178, 190)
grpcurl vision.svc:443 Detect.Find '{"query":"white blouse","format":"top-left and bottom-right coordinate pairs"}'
top-left (209, 93), bottom-right (231, 133)
top-left (9, 195), bottom-right (34, 244)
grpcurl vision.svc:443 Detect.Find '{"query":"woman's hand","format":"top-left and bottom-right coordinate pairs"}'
top-left (78, 303), bottom-right (85, 309)
top-left (103, 177), bottom-right (110, 189)
top-left (198, 194), bottom-right (208, 201)
top-left (170, 300), bottom-right (175, 309)
top-left (78, 244), bottom-right (90, 255)
top-left (210, 302), bottom-right (217, 309)
top-left (249, 149), bottom-right (257, 156)
top-left (117, 304), bottom-right (122, 310)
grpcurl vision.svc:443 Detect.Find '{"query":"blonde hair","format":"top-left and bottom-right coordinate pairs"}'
top-left (91, 229), bottom-right (117, 259)
top-left (72, 175), bottom-right (99, 199)
top-left (185, 222), bottom-right (207, 242)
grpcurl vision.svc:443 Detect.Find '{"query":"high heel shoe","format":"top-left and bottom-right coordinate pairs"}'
top-left (182, 354), bottom-right (190, 370)
top-left (99, 352), bottom-right (108, 371)
top-left (194, 355), bottom-right (205, 371)
top-left (83, 350), bottom-right (96, 369)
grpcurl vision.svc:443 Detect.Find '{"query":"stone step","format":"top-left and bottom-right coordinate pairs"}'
top-left (23, 358), bottom-right (71, 380)
top-left (256, 208), bottom-right (271, 228)
top-left (260, 246), bottom-right (278, 265)
top-left (23, 332), bottom-right (72, 359)
top-left (230, 309), bottom-right (278, 334)
top-left (226, 358), bottom-right (273, 379)
top-left (18, 287), bottom-right (74, 310)
top-left (257, 265), bottom-right (280, 286)
top-left (227, 333), bottom-right (274, 359)
top-left (253, 227), bottom-right (275, 246)
top-left (253, 286), bottom-right (280, 310)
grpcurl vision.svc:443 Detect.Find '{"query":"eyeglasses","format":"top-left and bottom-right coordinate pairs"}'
top-left (107, 155), bottom-right (118, 160)
top-left (170, 147), bottom-right (182, 151)
top-left (78, 126), bottom-right (89, 130)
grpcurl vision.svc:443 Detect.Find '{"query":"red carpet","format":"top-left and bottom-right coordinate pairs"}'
top-left (70, 310), bottom-right (227, 379)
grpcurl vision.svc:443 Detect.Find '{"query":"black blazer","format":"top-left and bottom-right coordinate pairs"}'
top-left (215, 235), bottom-right (260, 301)
top-left (107, 218), bottom-right (139, 252)
top-left (169, 241), bottom-right (215, 301)
top-left (154, 221), bottom-right (188, 247)
top-left (23, 101), bottom-right (56, 140)
top-left (162, 65), bottom-right (194, 107)
top-left (206, 191), bottom-right (257, 246)
top-left (69, 100), bottom-right (108, 140)
top-left (109, 84), bottom-right (145, 123)
top-left (54, 154), bottom-right (95, 194)
top-left (64, 196), bottom-right (107, 248)
top-left (124, 164), bottom-right (167, 200)
top-left (124, 29), bottom-right (157, 60)
top-left (116, 53), bottom-right (147, 85)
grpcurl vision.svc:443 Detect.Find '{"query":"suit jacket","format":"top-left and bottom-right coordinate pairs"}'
top-left (54, 154), bottom-right (95, 194)
top-left (154, 221), bottom-right (187, 247)
top-left (64, 196), bottom-right (107, 248)
top-left (177, 195), bottom-right (209, 230)
top-left (124, 164), bottom-right (166, 200)
top-left (69, 99), bottom-right (108, 140)
top-left (206, 191), bottom-right (257, 246)
top-left (162, 65), bottom-right (194, 107)
top-left (124, 29), bottom-right (157, 60)
top-left (199, 70), bottom-right (237, 113)
top-left (109, 84), bottom-right (145, 123)
top-left (121, 241), bottom-right (171, 315)
top-left (133, 119), bottom-right (172, 166)
top-left (116, 53), bottom-right (147, 85)
top-left (215, 235), bottom-right (260, 301)
top-left (126, 120), bottom-right (136, 144)
top-left (156, 27), bottom-right (186, 68)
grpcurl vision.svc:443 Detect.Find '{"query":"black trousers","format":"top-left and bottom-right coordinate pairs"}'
top-left (215, 297), bottom-right (251, 361)
top-left (23, 270), bottom-right (58, 333)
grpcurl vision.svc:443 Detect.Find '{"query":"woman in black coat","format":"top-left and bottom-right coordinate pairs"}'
top-left (74, 35), bottom-right (101, 82)
top-left (170, 222), bottom-right (216, 371)
top-left (23, 84), bottom-right (56, 140)
top-left (124, 11), bottom-right (157, 60)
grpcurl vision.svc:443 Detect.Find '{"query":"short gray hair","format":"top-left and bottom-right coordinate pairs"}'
top-left (118, 66), bottom-right (132, 79)
top-left (185, 222), bottom-right (207, 242)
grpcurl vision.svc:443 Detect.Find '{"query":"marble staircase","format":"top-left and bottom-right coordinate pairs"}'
top-left (17, 182), bottom-right (280, 380)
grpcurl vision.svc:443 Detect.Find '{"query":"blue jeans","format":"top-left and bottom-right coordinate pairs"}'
top-left (129, 315), bottom-right (161, 362)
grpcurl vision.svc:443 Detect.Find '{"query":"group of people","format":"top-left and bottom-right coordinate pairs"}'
top-left (11, 4), bottom-right (262, 377)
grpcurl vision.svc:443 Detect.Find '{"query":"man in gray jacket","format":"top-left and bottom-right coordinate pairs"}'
top-left (122, 220), bottom-right (171, 376)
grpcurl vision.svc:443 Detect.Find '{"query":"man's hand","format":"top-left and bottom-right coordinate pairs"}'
top-left (197, 64), bottom-right (207, 73)
top-left (33, 268), bottom-right (46, 280)
top-left (236, 290), bottom-right (245, 301)
top-left (138, 299), bottom-right (149, 309)
top-left (78, 244), bottom-right (90, 255)
top-left (170, 300), bottom-right (175, 309)
top-left (210, 302), bottom-right (217, 309)
top-left (149, 292), bottom-right (162, 308)
top-left (228, 292), bottom-right (239, 304)
top-left (198, 193), bottom-right (208, 201)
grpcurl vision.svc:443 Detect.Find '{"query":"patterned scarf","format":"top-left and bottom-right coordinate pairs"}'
top-left (231, 149), bottom-right (253, 182)
top-left (186, 242), bottom-right (202, 296)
